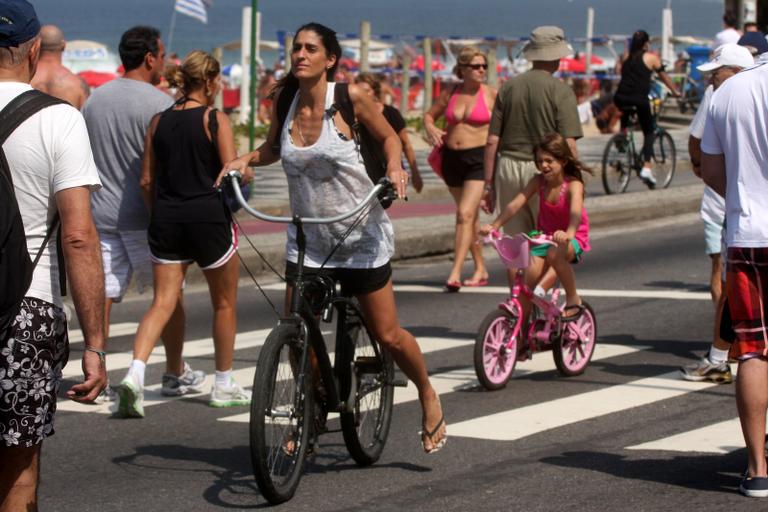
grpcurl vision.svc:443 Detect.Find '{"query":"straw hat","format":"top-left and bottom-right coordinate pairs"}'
top-left (522, 26), bottom-right (572, 62)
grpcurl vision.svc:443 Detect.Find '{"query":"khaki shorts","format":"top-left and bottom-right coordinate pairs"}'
top-left (495, 156), bottom-right (539, 235)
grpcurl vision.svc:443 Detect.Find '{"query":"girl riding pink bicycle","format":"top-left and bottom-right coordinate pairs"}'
top-left (480, 132), bottom-right (593, 322)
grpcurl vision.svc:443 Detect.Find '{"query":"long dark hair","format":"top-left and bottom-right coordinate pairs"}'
top-left (534, 133), bottom-right (594, 183)
top-left (273, 22), bottom-right (342, 97)
top-left (629, 30), bottom-right (649, 58)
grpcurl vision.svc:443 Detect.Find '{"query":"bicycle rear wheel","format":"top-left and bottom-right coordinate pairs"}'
top-left (340, 309), bottom-right (394, 466)
top-left (601, 134), bottom-right (632, 194)
top-left (652, 130), bottom-right (676, 189)
top-left (474, 308), bottom-right (519, 390)
top-left (553, 302), bottom-right (597, 377)
top-left (250, 324), bottom-right (312, 505)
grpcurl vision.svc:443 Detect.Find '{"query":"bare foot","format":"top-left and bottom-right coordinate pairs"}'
top-left (420, 390), bottom-right (447, 453)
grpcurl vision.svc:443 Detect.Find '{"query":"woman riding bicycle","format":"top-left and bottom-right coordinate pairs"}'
top-left (221, 22), bottom-right (447, 453)
top-left (614, 30), bottom-right (679, 189)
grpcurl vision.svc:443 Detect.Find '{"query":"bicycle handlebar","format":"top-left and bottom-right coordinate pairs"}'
top-left (482, 229), bottom-right (557, 246)
top-left (225, 170), bottom-right (395, 225)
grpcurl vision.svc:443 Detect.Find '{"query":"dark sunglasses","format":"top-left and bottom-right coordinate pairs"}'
top-left (464, 63), bottom-right (488, 70)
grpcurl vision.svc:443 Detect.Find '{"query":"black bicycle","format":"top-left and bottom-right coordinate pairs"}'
top-left (601, 96), bottom-right (676, 195)
top-left (226, 171), bottom-right (402, 505)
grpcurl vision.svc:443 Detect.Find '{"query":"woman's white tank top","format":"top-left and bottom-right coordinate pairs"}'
top-left (280, 82), bottom-right (394, 268)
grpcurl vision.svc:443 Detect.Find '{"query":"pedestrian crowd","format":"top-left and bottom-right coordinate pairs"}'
top-left (2, 0), bottom-right (768, 507)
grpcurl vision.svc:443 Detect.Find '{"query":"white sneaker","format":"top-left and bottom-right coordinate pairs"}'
top-left (116, 374), bottom-right (145, 418)
top-left (209, 377), bottom-right (251, 408)
top-left (639, 167), bottom-right (657, 188)
top-left (161, 362), bottom-right (206, 396)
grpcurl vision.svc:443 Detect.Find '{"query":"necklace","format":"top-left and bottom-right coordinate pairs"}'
top-left (295, 118), bottom-right (307, 146)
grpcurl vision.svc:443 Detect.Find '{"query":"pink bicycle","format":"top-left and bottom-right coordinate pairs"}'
top-left (474, 231), bottom-right (598, 390)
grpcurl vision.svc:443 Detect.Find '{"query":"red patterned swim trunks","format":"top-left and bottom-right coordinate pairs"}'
top-left (726, 247), bottom-right (768, 360)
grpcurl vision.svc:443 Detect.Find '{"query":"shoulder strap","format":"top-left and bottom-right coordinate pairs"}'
top-left (0, 89), bottom-right (67, 294)
top-left (271, 83), bottom-right (298, 154)
top-left (332, 83), bottom-right (357, 131)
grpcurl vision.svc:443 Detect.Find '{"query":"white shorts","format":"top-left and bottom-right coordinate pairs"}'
top-left (703, 217), bottom-right (723, 256)
top-left (100, 230), bottom-right (152, 301)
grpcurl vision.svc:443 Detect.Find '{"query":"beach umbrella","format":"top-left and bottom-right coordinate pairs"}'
top-left (559, 54), bottom-right (604, 73)
top-left (78, 70), bottom-right (117, 88)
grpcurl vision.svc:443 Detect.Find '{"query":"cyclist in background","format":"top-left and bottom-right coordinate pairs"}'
top-left (221, 22), bottom-right (447, 454)
top-left (613, 30), bottom-right (679, 189)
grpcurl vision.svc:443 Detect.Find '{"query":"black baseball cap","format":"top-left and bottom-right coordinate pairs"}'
top-left (0, 0), bottom-right (40, 48)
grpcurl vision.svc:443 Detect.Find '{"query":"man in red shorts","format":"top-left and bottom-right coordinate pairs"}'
top-left (702, 58), bottom-right (768, 498)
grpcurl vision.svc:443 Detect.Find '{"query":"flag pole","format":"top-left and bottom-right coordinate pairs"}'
top-left (248, 0), bottom-right (258, 152)
top-left (167, 3), bottom-right (178, 54)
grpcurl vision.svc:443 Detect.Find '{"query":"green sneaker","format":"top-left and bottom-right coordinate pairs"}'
top-left (209, 377), bottom-right (251, 408)
top-left (116, 376), bottom-right (145, 418)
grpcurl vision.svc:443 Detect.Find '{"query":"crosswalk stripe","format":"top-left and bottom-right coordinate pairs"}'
top-left (217, 342), bottom-right (647, 423)
top-left (625, 416), bottom-right (746, 454)
top-left (58, 336), bottom-right (474, 415)
top-left (255, 283), bottom-right (710, 301)
top-left (448, 372), bottom-right (720, 441)
top-left (69, 322), bottom-right (139, 344)
top-left (62, 328), bottom-right (273, 380)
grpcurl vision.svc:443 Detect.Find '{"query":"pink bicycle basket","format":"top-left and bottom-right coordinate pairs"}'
top-left (492, 235), bottom-right (530, 269)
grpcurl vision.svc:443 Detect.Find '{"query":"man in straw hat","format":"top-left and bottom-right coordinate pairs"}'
top-left (482, 26), bottom-right (582, 285)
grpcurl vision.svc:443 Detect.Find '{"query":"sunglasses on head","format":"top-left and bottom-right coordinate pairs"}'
top-left (464, 63), bottom-right (488, 70)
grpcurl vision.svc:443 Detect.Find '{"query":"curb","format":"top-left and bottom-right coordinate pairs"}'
top-left (182, 181), bottom-right (704, 285)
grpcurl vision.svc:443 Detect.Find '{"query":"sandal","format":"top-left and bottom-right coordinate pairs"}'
top-left (444, 280), bottom-right (461, 293)
top-left (561, 304), bottom-right (586, 323)
top-left (462, 277), bottom-right (489, 287)
top-left (420, 414), bottom-right (448, 454)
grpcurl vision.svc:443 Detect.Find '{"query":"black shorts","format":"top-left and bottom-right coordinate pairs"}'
top-left (149, 221), bottom-right (237, 269)
top-left (1, 297), bottom-right (69, 447)
top-left (284, 261), bottom-right (392, 296)
top-left (442, 146), bottom-right (485, 188)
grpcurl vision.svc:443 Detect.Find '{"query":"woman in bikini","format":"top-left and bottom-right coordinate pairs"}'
top-left (424, 46), bottom-right (497, 292)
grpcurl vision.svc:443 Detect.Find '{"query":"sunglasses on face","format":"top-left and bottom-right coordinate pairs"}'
top-left (464, 63), bottom-right (488, 70)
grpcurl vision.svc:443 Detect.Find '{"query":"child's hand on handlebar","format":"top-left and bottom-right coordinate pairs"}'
top-left (553, 230), bottom-right (570, 245)
top-left (478, 223), bottom-right (496, 237)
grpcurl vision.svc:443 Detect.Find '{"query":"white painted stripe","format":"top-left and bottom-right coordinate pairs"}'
top-left (626, 417), bottom-right (747, 454)
top-left (62, 328), bottom-right (272, 380)
top-left (217, 342), bottom-right (647, 423)
top-left (69, 322), bottom-right (139, 344)
top-left (58, 335), bottom-right (475, 415)
top-left (256, 283), bottom-right (710, 301)
top-left (448, 372), bottom-right (720, 441)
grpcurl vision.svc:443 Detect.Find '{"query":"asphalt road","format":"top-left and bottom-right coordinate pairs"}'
top-left (41, 214), bottom-right (756, 511)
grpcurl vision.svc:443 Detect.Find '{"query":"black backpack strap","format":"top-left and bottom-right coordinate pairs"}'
top-left (0, 89), bottom-right (68, 294)
top-left (271, 84), bottom-right (298, 155)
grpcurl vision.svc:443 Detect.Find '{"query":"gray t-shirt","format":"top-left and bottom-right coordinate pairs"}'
top-left (83, 78), bottom-right (173, 231)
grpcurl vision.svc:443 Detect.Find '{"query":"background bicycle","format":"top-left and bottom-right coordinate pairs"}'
top-left (474, 231), bottom-right (597, 390)
top-left (601, 89), bottom-right (677, 195)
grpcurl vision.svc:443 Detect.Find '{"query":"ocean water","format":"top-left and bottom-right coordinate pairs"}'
top-left (32, 0), bottom-right (726, 66)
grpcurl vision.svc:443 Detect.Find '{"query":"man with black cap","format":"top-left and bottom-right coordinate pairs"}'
top-left (0, 1), bottom-right (106, 509)
top-left (481, 26), bottom-right (582, 286)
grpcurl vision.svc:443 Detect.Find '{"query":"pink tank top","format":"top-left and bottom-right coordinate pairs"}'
top-left (445, 85), bottom-right (491, 126)
top-left (537, 178), bottom-right (590, 252)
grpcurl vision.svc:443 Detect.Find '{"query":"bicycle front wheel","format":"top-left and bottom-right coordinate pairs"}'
top-left (474, 308), bottom-right (519, 390)
top-left (601, 134), bottom-right (632, 194)
top-left (553, 302), bottom-right (597, 377)
top-left (250, 324), bottom-right (313, 505)
top-left (652, 130), bottom-right (676, 189)
top-left (340, 311), bottom-right (394, 466)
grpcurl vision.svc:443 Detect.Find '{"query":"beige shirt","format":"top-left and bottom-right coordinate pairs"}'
top-left (489, 70), bottom-right (583, 160)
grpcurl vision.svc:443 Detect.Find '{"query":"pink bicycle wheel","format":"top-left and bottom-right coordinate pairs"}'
top-left (553, 302), bottom-right (597, 377)
top-left (474, 309), bottom-right (519, 390)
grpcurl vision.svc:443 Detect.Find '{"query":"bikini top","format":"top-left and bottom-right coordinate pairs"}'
top-left (444, 84), bottom-right (491, 126)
